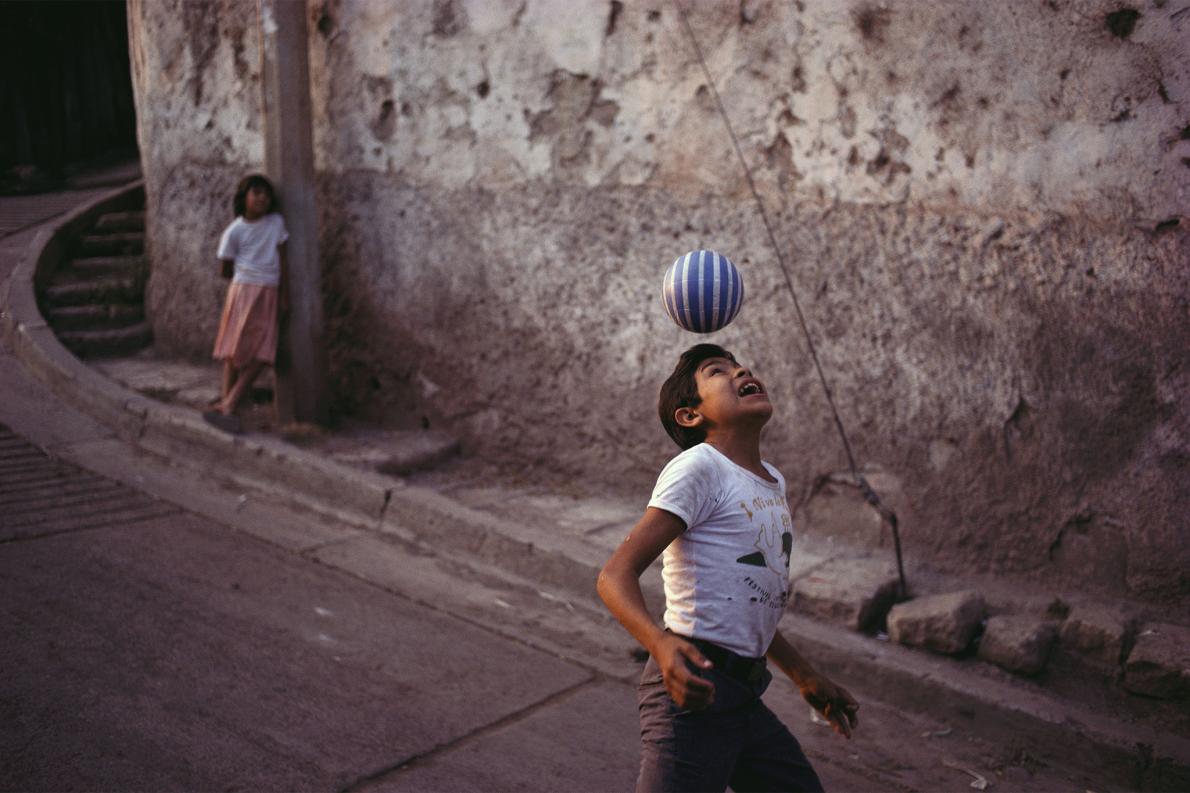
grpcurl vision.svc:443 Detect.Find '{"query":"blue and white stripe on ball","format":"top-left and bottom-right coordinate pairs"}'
top-left (662, 249), bottom-right (744, 333)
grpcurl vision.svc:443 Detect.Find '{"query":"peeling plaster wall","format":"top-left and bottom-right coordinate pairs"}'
top-left (129, 0), bottom-right (1190, 607)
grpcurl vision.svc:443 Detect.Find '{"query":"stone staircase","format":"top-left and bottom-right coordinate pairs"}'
top-left (40, 205), bottom-right (152, 358)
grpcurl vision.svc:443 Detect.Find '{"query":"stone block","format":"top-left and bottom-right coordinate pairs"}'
top-left (977, 615), bottom-right (1058, 676)
top-left (1124, 622), bottom-right (1190, 700)
top-left (790, 557), bottom-right (902, 633)
top-left (887, 590), bottom-right (986, 655)
top-left (1059, 604), bottom-right (1135, 666)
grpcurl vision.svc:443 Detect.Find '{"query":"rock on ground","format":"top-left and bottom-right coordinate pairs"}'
top-left (978, 615), bottom-right (1058, 676)
top-left (1124, 622), bottom-right (1190, 700)
top-left (1059, 604), bottom-right (1135, 667)
top-left (887, 590), bottom-right (986, 655)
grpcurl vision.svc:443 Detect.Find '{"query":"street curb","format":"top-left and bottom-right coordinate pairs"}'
top-left (781, 614), bottom-right (1190, 792)
top-left (4, 185), bottom-right (1188, 789)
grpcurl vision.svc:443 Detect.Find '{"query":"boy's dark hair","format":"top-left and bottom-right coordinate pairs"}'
top-left (232, 173), bottom-right (279, 217)
top-left (658, 343), bottom-right (736, 450)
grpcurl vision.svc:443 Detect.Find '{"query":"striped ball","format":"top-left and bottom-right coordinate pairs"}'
top-left (661, 250), bottom-right (744, 333)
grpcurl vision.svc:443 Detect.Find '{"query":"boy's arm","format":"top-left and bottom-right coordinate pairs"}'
top-left (767, 629), bottom-right (859, 738)
top-left (597, 507), bottom-right (717, 709)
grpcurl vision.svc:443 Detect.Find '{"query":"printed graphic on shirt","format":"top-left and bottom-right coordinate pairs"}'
top-left (735, 496), bottom-right (793, 609)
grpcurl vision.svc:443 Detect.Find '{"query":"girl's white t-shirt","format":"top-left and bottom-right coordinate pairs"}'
top-left (217, 213), bottom-right (288, 287)
top-left (649, 443), bottom-right (794, 658)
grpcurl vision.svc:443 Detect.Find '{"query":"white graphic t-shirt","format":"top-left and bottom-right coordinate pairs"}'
top-left (649, 443), bottom-right (794, 658)
top-left (217, 213), bottom-right (288, 287)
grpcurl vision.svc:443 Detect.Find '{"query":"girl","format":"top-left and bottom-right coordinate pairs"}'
top-left (203, 173), bottom-right (288, 434)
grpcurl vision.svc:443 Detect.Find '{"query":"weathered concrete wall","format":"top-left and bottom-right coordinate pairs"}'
top-left (128, 0), bottom-right (1189, 607)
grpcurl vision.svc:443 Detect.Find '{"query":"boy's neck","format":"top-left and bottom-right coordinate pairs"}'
top-left (704, 426), bottom-right (771, 481)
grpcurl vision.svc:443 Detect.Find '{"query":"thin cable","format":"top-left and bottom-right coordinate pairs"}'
top-left (675, 2), bottom-right (907, 596)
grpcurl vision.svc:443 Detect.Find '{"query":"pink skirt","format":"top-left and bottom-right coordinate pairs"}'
top-left (212, 282), bottom-right (278, 367)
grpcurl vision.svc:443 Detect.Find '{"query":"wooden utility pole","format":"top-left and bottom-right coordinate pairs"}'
top-left (258, 0), bottom-right (328, 424)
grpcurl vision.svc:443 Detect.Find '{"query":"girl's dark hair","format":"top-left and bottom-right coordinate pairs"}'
top-left (658, 343), bottom-right (736, 449)
top-left (232, 173), bottom-right (278, 217)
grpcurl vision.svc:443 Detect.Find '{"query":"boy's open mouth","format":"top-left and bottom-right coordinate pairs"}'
top-left (738, 381), bottom-right (764, 397)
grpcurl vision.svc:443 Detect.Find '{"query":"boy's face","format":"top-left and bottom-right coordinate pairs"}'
top-left (685, 355), bottom-right (772, 432)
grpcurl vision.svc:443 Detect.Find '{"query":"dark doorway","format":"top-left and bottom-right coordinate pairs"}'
top-left (1, 0), bottom-right (138, 193)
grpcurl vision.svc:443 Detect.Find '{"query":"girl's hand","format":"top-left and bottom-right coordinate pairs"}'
top-left (279, 291), bottom-right (290, 318)
top-left (653, 633), bottom-right (716, 710)
top-left (799, 674), bottom-right (859, 738)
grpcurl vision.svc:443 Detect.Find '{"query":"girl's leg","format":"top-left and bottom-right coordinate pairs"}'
top-left (221, 360), bottom-right (266, 415)
top-left (222, 361), bottom-right (263, 414)
top-left (221, 359), bottom-right (238, 404)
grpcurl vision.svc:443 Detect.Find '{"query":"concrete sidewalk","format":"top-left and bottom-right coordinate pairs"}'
top-left (3, 181), bottom-right (1188, 791)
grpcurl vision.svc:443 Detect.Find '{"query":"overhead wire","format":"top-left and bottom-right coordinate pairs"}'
top-left (674, 1), bottom-right (907, 597)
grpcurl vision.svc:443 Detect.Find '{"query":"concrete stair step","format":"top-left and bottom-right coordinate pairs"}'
top-left (68, 255), bottom-right (147, 279)
top-left (45, 303), bottom-right (145, 331)
top-left (56, 322), bottom-right (153, 358)
top-left (92, 210), bottom-right (145, 233)
top-left (78, 231), bottom-right (144, 257)
top-left (43, 275), bottom-right (142, 307)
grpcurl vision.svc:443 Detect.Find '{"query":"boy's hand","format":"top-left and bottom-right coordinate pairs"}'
top-left (799, 674), bottom-right (859, 738)
top-left (654, 633), bottom-right (716, 710)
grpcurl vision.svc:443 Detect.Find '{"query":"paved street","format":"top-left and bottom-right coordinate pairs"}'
top-left (0, 444), bottom-right (616, 790)
top-left (0, 424), bottom-right (180, 539)
top-left (0, 438), bottom-right (618, 789)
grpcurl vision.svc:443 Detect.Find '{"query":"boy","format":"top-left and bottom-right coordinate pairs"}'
top-left (597, 343), bottom-right (858, 792)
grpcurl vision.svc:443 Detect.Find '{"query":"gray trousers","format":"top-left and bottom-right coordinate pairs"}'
top-left (635, 655), bottom-right (824, 793)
